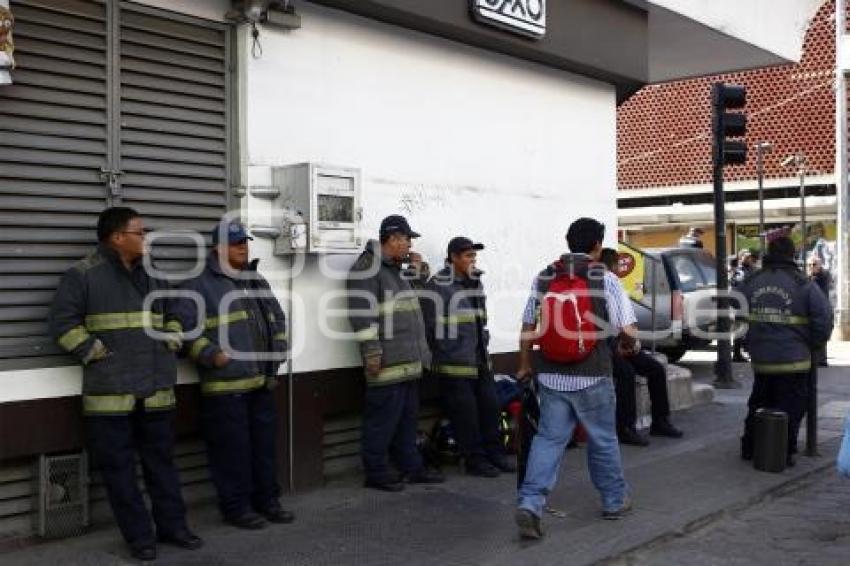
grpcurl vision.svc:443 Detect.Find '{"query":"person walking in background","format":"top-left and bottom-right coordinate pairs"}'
top-left (807, 255), bottom-right (832, 367)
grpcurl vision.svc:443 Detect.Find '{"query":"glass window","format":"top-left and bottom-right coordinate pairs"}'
top-left (669, 255), bottom-right (703, 292)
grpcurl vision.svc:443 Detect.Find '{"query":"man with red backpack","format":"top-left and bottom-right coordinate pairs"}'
top-left (515, 218), bottom-right (637, 540)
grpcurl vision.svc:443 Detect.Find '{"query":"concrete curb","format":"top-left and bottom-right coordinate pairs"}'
top-left (594, 436), bottom-right (842, 565)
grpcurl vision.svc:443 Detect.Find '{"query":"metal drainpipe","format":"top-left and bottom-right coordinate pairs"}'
top-left (287, 254), bottom-right (295, 493)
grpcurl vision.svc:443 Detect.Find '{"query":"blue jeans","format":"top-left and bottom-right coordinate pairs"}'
top-left (518, 378), bottom-right (628, 516)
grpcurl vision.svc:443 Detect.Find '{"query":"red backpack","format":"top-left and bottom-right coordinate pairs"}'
top-left (536, 266), bottom-right (598, 363)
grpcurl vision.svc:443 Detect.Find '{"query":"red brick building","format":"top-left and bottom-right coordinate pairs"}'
top-left (617, 0), bottom-right (838, 261)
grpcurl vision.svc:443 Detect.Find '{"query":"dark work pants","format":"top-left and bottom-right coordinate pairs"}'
top-left (742, 372), bottom-right (808, 457)
top-left (439, 370), bottom-right (503, 464)
top-left (86, 405), bottom-right (187, 548)
top-left (201, 387), bottom-right (281, 520)
top-left (612, 350), bottom-right (671, 431)
top-left (361, 380), bottom-right (423, 482)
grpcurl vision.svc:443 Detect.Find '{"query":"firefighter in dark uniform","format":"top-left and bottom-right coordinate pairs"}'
top-left (179, 221), bottom-right (294, 530)
top-left (346, 215), bottom-right (445, 491)
top-left (739, 236), bottom-right (833, 467)
top-left (422, 237), bottom-right (515, 477)
top-left (49, 207), bottom-right (201, 562)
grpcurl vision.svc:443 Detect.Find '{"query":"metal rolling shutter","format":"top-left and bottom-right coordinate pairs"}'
top-left (0, 0), bottom-right (232, 370)
top-left (118, 3), bottom-right (231, 272)
top-left (0, 0), bottom-right (109, 368)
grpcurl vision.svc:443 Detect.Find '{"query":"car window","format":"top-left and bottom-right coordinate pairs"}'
top-left (692, 253), bottom-right (717, 286)
top-left (669, 254), bottom-right (703, 292)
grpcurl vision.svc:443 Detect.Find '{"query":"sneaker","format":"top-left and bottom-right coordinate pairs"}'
top-left (406, 468), bottom-right (445, 484)
top-left (602, 497), bottom-right (633, 520)
top-left (515, 508), bottom-right (544, 540)
top-left (649, 419), bottom-right (683, 438)
top-left (466, 459), bottom-right (500, 478)
top-left (618, 427), bottom-right (649, 447)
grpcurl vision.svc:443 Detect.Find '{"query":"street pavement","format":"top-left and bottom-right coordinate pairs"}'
top-left (1, 344), bottom-right (849, 565)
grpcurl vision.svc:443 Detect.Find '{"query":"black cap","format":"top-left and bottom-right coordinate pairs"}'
top-left (379, 215), bottom-right (420, 238)
top-left (447, 236), bottom-right (484, 256)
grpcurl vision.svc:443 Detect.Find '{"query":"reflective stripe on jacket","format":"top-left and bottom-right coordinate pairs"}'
top-left (48, 245), bottom-right (180, 399)
top-left (422, 266), bottom-right (490, 378)
top-left (346, 240), bottom-right (431, 387)
top-left (178, 252), bottom-right (287, 395)
top-left (741, 255), bottom-right (833, 374)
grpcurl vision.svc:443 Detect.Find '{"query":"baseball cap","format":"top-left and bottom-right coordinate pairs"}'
top-left (211, 220), bottom-right (254, 245)
top-left (447, 236), bottom-right (484, 256)
top-left (379, 215), bottom-right (420, 238)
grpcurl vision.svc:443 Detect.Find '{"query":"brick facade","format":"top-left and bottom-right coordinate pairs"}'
top-left (618, 0), bottom-right (836, 191)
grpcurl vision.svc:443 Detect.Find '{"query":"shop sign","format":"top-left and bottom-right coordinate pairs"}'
top-left (471, 0), bottom-right (546, 39)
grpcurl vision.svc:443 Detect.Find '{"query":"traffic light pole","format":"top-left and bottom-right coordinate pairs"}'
top-left (711, 83), bottom-right (737, 389)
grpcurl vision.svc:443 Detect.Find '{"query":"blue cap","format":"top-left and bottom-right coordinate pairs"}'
top-left (211, 221), bottom-right (254, 245)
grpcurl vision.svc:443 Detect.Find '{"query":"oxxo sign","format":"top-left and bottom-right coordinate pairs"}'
top-left (472, 0), bottom-right (546, 39)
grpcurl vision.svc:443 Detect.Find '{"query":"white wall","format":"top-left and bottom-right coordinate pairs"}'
top-left (243, 3), bottom-right (617, 373)
top-left (0, 0), bottom-right (617, 402)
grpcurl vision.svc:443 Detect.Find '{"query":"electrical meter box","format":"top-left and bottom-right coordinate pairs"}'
top-left (271, 163), bottom-right (362, 254)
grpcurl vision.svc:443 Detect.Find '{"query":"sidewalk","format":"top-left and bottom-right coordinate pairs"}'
top-left (3, 345), bottom-right (849, 565)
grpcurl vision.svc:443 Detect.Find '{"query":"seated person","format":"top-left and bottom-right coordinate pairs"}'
top-left (600, 248), bottom-right (684, 446)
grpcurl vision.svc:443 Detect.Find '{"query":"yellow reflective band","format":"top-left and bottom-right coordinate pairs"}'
top-left (205, 310), bottom-right (249, 329)
top-left (434, 364), bottom-right (479, 377)
top-left (83, 394), bottom-right (135, 415)
top-left (83, 388), bottom-right (176, 415)
top-left (273, 331), bottom-right (288, 341)
top-left (189, 336), bottom-right (212, 360)
top-left (144, 388), bottom-right (176, 411)
top-left (353, 326), bottom-right (379, 342)
top-left (201, 375), bottom-right (266, 395)
top-left (58, 325), bottom-right (90, 351)
top-left (378, 299), bottom-right (421, 315)
top-left (164, 320), bottom-right (182, 333)
top-left (369, 361), bottom-right (423, 385)
top-left (438, 310), bottom-right (486, 325)
top-left (752, 360), bottom-right (812, 374)
top-left (85, 311), bottom-right (164, 332)
top-left (747, 313), bottom-right (809, 325)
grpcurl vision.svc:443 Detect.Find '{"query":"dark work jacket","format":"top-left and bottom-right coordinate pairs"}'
top-left (48, 245), bottom-right (179, 398)
top-left (346, 240), bottom-right (431, 387)
top-left (740, 255), bottom-right (833, 374)
top-left (422, 266), bottom-right (491, 378)
top-left (178, 252), bottom-right (287, 395)
top-left (533, 254), bottom-right (612, 378)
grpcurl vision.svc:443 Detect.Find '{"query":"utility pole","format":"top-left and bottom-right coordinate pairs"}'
top-left (756, 142), bottom-right (773, 254)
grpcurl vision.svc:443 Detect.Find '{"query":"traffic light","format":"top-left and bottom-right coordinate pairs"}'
top-left (712, 83), bottom-right (747, 166)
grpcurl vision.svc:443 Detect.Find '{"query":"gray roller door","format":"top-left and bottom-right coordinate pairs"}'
top-left (0, 0), bottom-right (233, 370)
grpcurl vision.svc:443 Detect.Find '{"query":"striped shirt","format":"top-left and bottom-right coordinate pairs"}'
top-left (522, 266), bottom-right (637, 392)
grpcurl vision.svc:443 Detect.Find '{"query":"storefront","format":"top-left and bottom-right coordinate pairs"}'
top-left (0, 0), bottom-right (813, 537)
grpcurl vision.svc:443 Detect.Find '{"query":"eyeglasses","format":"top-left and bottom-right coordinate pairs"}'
top-left (120, 231), bottom-right (146, 237)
